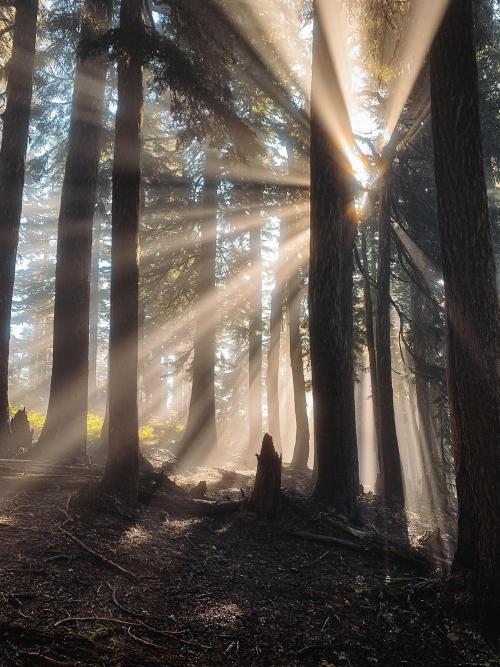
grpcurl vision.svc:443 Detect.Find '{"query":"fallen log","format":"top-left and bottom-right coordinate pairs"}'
top-left (155, 492), bottom-right (242, 517)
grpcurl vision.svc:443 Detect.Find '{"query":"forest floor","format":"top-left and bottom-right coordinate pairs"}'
top-left (0, 462), bottom-right (498, 667)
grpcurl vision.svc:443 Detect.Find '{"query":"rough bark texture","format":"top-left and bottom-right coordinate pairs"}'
top-left (248, 196), bottom-right (263, 458)
top-left (36, 0), bottom-right (112, 461)
top-left (309, 5), bottom-right (359, 515)
top-left (248, 433), bottom-right (282, 516)
top-left (430, 0), bottom-right (500, 604)
top-left (179, 151), bottom-right (218, 462)
top-left (0, 0), bottom-right (38, 450)
top-left (102, 0), bottom-right (144, 504)
top-left (375, 167), bottom-right (405, 506)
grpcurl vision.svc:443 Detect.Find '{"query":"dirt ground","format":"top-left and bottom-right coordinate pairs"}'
top-left (0, 465), bottom-right (498, 666)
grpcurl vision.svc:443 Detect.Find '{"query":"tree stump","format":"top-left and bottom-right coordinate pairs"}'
top-left (10, 408), bottom-right (33, 455)
top-left (248, 433), bottom-right (282, 517)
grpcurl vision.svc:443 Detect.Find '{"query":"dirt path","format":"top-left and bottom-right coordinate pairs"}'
top-left (0, 472), bottom-right (498, 666)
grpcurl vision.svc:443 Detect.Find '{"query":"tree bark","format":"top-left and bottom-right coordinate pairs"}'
top-left (430, 0), bottom-right (500, 604)
top-left (36, 0), bottom-right (112, 461)
top-left (374, 166), bottom-right (405, 506)
top-left (102, 0), bottom-right (144, 503)
top-left (178, 151), bottom-right (218, 463)
top-left (248, 433), bottom-right (282, 516)
top-left (0, 0), bottom-right (38, 451)
top-left (309, 4), bottom-right (359, 515)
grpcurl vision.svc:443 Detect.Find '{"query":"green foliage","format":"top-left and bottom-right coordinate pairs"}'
top-left (139, 418), bottom-right (184, 444)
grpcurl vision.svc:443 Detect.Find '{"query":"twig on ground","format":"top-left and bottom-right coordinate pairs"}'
top-left (106, 581), bottom-right (141, 618)
top-left (57, 524), bottom-right (137, 580)
top-left (24, 653), bottom-right (74, 667)
top-left (53, 616), bottom-right (211, 649)
top-left (127, 626), bottom-right (175, 661)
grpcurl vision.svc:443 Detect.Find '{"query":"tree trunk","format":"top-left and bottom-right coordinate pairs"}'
top-left (360, 223), bottom-right (380, 470)
top-left (374, 167), bottom-right (405, 506)
top-left (309, 4), bottom-right (359, 515)
top-left (286, 146), bottom-right (310, 470)
top-left (248, 192), bottom-right (263, 460)
top-left (178, 151), bottom-right (218, 463)
top-left (88, 206), bottom-right (104, 408)
top-left (411, 285), bottom-right (448, 513)
top-left (36, 0), bottom-right (112, 461)
top-left (102, 0), bottom-right (144, 504)
top-left (430, 0), bottom-right (500, 605)
top-left (0, 0), bottom-right (38, 451)
top-left (266, 281), bottom-right (282, 453)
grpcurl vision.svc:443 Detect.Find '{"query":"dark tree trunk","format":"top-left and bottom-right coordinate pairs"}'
top-left (36, 0), bottom-right (112, 461)
top-left (102, 0), bottom-right (144, 503)
top-left (430, 0), bottom-right (500, 604)
top-left (248, 433), bottom-right (282, 516)
top-left (266, 282), bottom-right (282, 452)
top-left (178, 151), bottom-right (218, 462)
top-left (248, 195), bottom-right (263, 459)
top-left (0, 0), bottom-right (38, 450)
top-left (375, 168), bottom-right (405, 506)
top-left (309, 5), bottom-right (359, 515)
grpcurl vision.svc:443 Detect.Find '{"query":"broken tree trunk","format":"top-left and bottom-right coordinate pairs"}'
top-left (248, 433), bottom-right (282, 517)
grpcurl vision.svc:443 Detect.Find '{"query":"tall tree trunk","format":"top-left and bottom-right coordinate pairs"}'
top-left (0, 0), bottom-right (38, 451)
top-left (286, 145), bottom-right (310, 470)
top-left (178, 151), bottom-right (218, 462)
top-left (288, 263), bottom-right (310, 471)
top-left (360, 223), bottom-right (380, 472)
top-left (88, 206), bottom-right (103, 409)
top-left (36, 0), bottom-right (112, 460)
top-left (430, 0), bottom-right (500, 604)
top-left (411, 285), bottom-right (448, 513)
top-left (309, 4), bottom-right (359, 514)
top-left (266, 234), bottom-right (282, 453)
top-left (375, 167), bottom-right (405, 505)
top-left (102, 0), bottom-right (144, 503)
top-left (248, 191), bottom-right (263, 458)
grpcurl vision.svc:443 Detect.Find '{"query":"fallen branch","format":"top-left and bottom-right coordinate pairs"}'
top-left (285, 530), bottom-right (433, 571)
top-left (155, 492), bottom-right (242, 517)
top-left (106, 582), bottom-right (144, 618)
top-left (53, 616), bottom-right (211, 649)
top-left (285, 531), bottom-right (362, 551)
top-left (57, 524), bottom-right (137, 580)
top-left (23, 653), bottom-right (73, 667)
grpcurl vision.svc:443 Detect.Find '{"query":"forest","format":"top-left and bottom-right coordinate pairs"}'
top-left (0, 0), bottom-right (499, 665)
